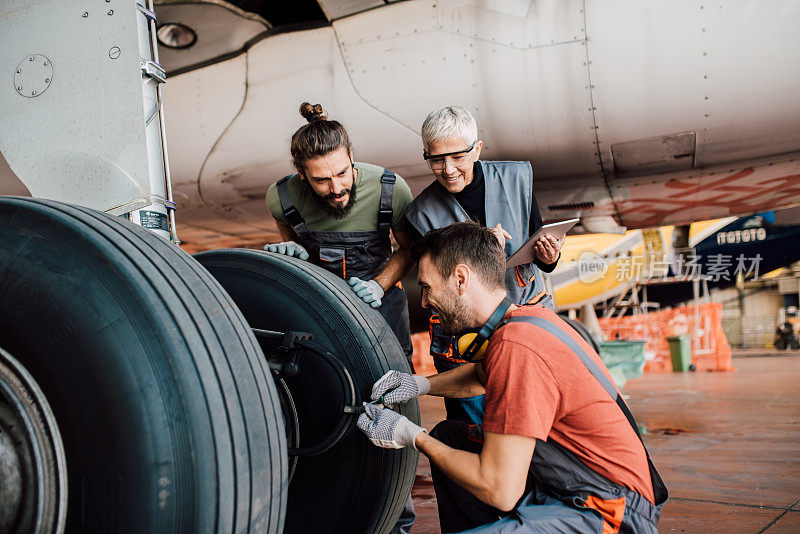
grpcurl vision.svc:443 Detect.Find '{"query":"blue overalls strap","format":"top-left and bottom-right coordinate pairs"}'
top-left (276, 176), bottom-right (311, 235)
top-left (504, 316), bottom-right (669, 506)
top-left (377, 170), bottom-right (396, 234)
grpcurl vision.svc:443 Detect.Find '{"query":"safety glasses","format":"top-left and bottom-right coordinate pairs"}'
top-left (423, 141), bottom-right (477, 170)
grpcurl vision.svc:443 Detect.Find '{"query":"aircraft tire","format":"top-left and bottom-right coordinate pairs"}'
top-left (195, 249), bottom-right (419, 534)
top-left (0, 198), bottom-right (287, 533)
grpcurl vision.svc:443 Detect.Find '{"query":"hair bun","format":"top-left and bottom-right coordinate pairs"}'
top-left (299, 102), bottom-right (327, 122)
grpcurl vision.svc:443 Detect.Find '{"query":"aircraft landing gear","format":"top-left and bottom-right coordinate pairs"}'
top-left (0, 197), bottom-right (287, 533)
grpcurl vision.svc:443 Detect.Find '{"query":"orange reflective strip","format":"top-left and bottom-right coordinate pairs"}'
top-left (342, 256), bottom-right (346, 279)
top-left (515, 266), bottom-right (526, 287)
top-left (583, 495), bottom-right (625, 534)
top-left (514, 266), bottom-right (537, 287)
top-left (526, 290), bottom-right (547, 305)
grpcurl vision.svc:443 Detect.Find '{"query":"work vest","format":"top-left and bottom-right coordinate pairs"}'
top-left (404, 160), bottom-right (551, 308)
top-left (276, 170), bottom-right (396, 281)
top-left (501, 314), bottom-right (668, 532)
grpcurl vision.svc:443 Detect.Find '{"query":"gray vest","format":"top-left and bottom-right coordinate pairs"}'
top-left (405, 160), bottom-right (552, 308)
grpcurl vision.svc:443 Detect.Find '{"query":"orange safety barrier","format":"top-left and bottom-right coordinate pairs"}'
top-left (598, 302), bottom-right (734, 372)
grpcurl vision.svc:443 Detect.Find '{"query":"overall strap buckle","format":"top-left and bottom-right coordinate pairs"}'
top-left (378, 170), bottom-right (396, 232)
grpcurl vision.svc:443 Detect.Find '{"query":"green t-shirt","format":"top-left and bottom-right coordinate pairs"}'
top-left (266, 162), bottom-right (412, 233)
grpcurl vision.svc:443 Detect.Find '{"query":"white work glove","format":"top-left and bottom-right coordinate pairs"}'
top-left (371, 370), bottom-right (430, 405)
top-left (264, 241), bottom-right (309, 261)
top-left (348, 277), bottom-right (384, 308)
top-left (357, 403), bottom-right (426, 450)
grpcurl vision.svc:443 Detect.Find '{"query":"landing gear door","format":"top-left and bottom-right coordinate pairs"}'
top-left (0, 1), bottom-right (152, 214)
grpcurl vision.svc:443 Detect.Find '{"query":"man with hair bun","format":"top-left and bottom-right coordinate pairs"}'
top-left (266, 103), bottom-right (417, 531)
top-left (404, 105), bottom-right (564, 425)
top-left (266, 102), bottom-right (415, 360)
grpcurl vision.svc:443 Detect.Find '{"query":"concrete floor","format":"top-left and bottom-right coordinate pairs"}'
top-left (410, 352), bottom-right (800, 533)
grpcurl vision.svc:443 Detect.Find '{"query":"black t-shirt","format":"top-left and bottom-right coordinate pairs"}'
top-left (452, 163), bottom-right (556, 272)
top-left (453, 163), bottom-right (487, 226)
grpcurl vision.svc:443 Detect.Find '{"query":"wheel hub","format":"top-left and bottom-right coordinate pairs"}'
top-left (0, 347), bottom-right (67, 533)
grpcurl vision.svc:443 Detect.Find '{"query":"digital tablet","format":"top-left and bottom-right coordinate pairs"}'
top-left (506, 218), bottom-right (579, 268)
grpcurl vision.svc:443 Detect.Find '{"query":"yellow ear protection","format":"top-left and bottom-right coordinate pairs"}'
top-left (456, 298), bottom-right (513, 361)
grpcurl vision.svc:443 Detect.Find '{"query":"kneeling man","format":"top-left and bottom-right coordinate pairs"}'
top-left (357, 222), bottom-right (667, 533)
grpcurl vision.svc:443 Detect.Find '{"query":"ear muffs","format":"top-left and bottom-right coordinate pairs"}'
top-left (457, 332), bottom-right (488, 361)
top-left (457, 297), bottom-right (512, 362)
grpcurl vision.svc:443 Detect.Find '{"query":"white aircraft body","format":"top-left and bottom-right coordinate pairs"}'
top-left (150, 0), bottom-right (800, 249)
top-left (3, 1), bottom-right (799, 249)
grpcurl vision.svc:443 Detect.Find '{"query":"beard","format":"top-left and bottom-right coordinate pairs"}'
top-left (436, 288), bottom-right (475, 336)
top-left (311, 183), bottom-right (357, 219)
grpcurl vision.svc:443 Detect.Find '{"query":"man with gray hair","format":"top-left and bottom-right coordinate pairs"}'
top-left (405, 105), bottom-right (563, 425)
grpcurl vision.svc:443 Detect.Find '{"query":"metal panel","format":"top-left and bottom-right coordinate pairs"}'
top-left (155, 0), bottom-right (269, 74)
top-left (611, 132), bottom-right (695, 176)
top-left (336, 0), bottom-right (597, 178)
top-left (0, 1), bottom-right (152, 213)
top-left (586, 0), bottom-right (800, 170)
top-left (318, 0), bottom-right (384, 21)
top-left (449, 0), bottom-right (535, 18)
top-left (167, 26), bottom-right (422, 229)
top-left (162, 54), bottom-right (248, 210)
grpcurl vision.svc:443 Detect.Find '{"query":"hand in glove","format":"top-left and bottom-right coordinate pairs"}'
top-left (348, 277), bottom-right (384, 308)
top-left (371, 370), bottom-right (430, 405)
top-left (264, 241), bottom-right (309, 261)
top-left (357, 403), bottom-right (426, 450)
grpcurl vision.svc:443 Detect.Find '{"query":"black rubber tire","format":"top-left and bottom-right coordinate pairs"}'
top-left (0, 198), bottom-right (287, 533)
top-left (559, 314), bottom-right (602, 355)
top-left (195, 249), bottom-right (419, 534)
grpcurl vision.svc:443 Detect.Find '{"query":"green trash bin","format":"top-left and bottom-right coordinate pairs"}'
top-left (599, 340), bottom-right (646, 388)
top-left (666, 334), bottom-right (692, 372)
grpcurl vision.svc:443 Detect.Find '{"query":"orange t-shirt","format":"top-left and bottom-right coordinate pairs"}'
top-left (481, 306), bottom-right (655, 504)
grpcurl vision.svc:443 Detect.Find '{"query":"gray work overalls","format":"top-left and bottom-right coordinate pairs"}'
top-left (435, 314), bottom-right (668, 534)
top-left (276, 171), bottom-right (413, 362)
top-left (404, 160), bottom-right (553, 423)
